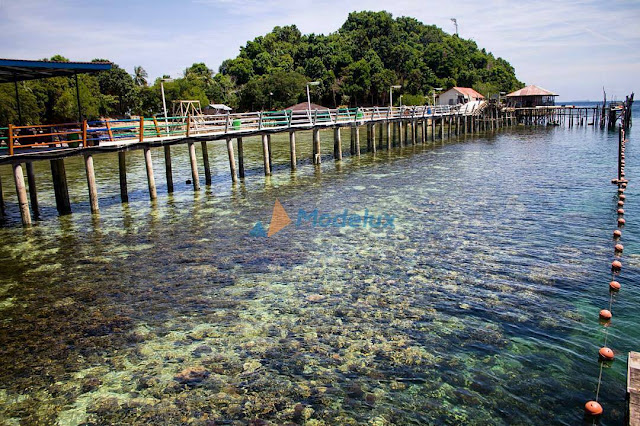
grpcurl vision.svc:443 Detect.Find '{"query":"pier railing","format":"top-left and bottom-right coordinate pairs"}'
top-left (1, 105), bottom-right (455, 155)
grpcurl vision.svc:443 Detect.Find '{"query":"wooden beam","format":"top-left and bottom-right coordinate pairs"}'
top-left (13, 163), bottom-right (31, 226)
top-left (25, 162), bottom-right (39, 218)
top-left (226, 138), bottom-right (237, 182)
top-left (164, 146), bottom-right (173, 193)
top-left (237, 137), bottom-right (245, 178)
top-left (118, 151), bottom-right (128, 203)
top-left (289, 132), bottom-right (297, 170)
top-left (187, 142), bottom-right (200, 190)
top-left (144, 147), bottom-right (157, 199)
top-left (261, 134), bottom-right (271, 176)
top-left (201, 141), bottom-right (211, 185)
top-left (333, 127), bottom-right (342, 160)
top-left (629, 352), bottom-right (640, 426)
top-left (84, 154), bottom-right (99, 213)
top-left (50, 159), bottom-right (71, 215)
top-left (313, 128), bottom-right (321, 164)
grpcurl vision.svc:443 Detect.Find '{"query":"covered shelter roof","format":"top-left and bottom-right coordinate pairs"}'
top-left (450, 87), bottom-right (485, 99)
top-left (506, 85), bottom-right (558, 97)
top-left (286, 102), bottom-right (329, 111)
top-left (0, 58), bottom-right (112, 83)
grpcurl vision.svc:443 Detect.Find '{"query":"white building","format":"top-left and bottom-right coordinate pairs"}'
top-left (438, 87), bottom-right (485, 106)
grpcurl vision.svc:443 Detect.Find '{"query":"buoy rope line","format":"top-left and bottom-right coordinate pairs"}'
top-left (585, 114), bottom-right (628, 420)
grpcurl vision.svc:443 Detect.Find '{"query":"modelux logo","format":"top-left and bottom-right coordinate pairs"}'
top-left (250, 199), bottom-right (395, 237)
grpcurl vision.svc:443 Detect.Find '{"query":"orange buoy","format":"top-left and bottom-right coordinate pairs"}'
top-left (617, 208), bottom-right (625, 215)
top-left (599, 347), bottom-right (614, 361)
top-left (619, 194), bottom-right (626, 201)
top-left (618, 218), bottom-right (626, 226)
top-left (610, 280), bottom-right (621, 291)
top-left (611, 260), bottom-right (622, 271)
top-left (618, 188), bottom-right (625, 194)
top-left (615, 243), bottom-right (624, 252)
top-left (599, 309), bottom-right (612, 320)
top-left (584, 401), bottom-right (603, 416)
top-left (618, 200), bottom-right (624, 207)
top-left (613, 229), bottom-right (622, 238)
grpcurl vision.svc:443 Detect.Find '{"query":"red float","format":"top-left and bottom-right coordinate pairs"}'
top-left (609, 281), bottom-right (621, 291)
top-left (613, 229), bottom-right (622, 238)
top-left (611, 260), bottom-right (622, 271)
top-left (584, 401), bottom-right (603, 416)
top-left (599, 347), bottom-right (614, 361)
top-left (599, 309), bottom-right (612, 320)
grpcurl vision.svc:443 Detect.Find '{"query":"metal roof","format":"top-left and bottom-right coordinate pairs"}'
top-left (506, 85), bottom-right (558, 97)
top-left (449, 87), bottom-right (485, 99)
top-left (0, 58), bottom-right (112, 83)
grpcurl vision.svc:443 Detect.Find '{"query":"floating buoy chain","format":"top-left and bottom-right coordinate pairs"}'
top-left (586, 118), bottom-right (629, 419)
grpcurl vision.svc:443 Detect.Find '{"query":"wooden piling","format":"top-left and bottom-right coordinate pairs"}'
top-left (386, 122), bottom-right (392, 150)
top-left (235, 137), bottom-right (245, 178)
top-left (628, 351), bottom-right (640, 426)
top-left (25, 162), bottom-right (39, 218)
top-left (187, 142), bottom-right (200, 190)
top-left (398, 121), bottom-right (404, 147)
top-left (226, 138), bottom-right (237, 182)
top-left (371, 123), bottom-right (377, 153)
top-left (431, 117), bottom-right (436, 141)
top-left (50, 159), bottom-right (71, 215)
top-left (288, 132), bottom-right (296, 170)
top-left (355, 126), bottom-right (361, 156)
top-left (84, 154), bottom-right (99, 213)
top-left (13, 163), bottom-right (31, 226)
top-left (144, 147), bottom-right (158, 199)
top-left (333, 127), bottom-right (342, 160)
top-left (201, 141), bottom-right (212, 185)
top-left (261, 134), bottom-right (271, 176)
top-left (313, 128), bottom-right (321, 164)
top-left (0, 173), bottom-right (4, 215)
top-left (267, 134), bottom-right (273, 173)
top-left (118, 151), bottom-right (128, 202)
top-left (164, 146), bottom-right (173, 193)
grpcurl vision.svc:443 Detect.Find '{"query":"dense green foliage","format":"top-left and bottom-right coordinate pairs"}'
top-left (0, 11), bottom-right (522, 126)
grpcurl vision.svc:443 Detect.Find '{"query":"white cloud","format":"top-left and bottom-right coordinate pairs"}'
top-left (1, 0), bottom-right (638, 99)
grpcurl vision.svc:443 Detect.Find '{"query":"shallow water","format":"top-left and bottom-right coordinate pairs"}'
top-left (0, 114), bottom-right (638, 425)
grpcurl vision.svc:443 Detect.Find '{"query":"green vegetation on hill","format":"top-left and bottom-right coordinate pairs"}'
top-left (0, 11), bottom-right (523, 126)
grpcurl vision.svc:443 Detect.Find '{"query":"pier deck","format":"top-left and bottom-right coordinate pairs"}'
top-left (629, 352), bottom-right (640, 425)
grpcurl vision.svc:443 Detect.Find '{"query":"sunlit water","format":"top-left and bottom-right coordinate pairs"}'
top-left (0, 110), bottom-right (638, 425)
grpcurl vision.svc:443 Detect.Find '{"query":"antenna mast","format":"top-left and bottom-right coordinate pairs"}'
top-left (451, 18), bottom-right (458, 36)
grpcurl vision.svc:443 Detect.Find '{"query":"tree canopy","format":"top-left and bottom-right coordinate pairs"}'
top-left (0, 11), bottom-right (523, 126)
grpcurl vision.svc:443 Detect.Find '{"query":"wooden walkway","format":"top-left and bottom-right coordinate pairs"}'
top-left (630, 352), bottom-right (640, 425)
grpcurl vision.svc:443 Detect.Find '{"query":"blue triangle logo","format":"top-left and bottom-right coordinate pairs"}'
top-left (249, 221), bottom-right (268, 237)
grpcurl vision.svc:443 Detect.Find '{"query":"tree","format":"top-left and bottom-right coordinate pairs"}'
top-left (133, 66), bottom-right (148, 87)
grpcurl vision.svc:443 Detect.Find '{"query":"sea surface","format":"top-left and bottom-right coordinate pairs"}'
top-left (0, 105), bottom-right (638, 425)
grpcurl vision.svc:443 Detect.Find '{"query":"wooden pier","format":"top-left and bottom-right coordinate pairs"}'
top-left (0, 103), bottom-right (517, 226)
top-left (629, 352), bottom-right (640, 425)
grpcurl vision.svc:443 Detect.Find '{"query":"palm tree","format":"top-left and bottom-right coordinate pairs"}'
top-left (133, 66), bottom-right (148, 87)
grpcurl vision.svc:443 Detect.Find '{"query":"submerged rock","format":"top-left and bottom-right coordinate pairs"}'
top-left (174, 366), bottom-right (209, 385)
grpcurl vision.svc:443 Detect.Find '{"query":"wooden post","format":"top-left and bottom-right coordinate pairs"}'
top-left (333, 127), bottom-right (342, 160)
top-left (226, 138), bottom-right (237, 182)
top-left (313, 128), bottom-right (321, 164)
top-left (82, 120), bottom-right (88, 147)
top-left (84, 154), bottom-right (99, 213)
top-left (628, 351), bottom-right (640, 426)
top-left (118, 151), bottom-right (128, 202)
top-left (431, 117), bottom-right (436, 141)
top-left (267, 134), bottom-right (273, 173)
top-left (0, 173), bottom-right (4, 215)
top-left (289, 132), bottom-right (297, 170)
top-left (152, 117), bottom-right (161, 137)
top-left (355, 125), bottom-right (360, 156)
top-left (106, 120), bottom-right (114, 141)
top-left (139, 116), bottom-right (144, 142)
top-left (13, 163), bottom-right (31, 226)
top-left (164, 146), bottom-right (173, 193)
top-left (186, 114), bottom-right (191, 137)
top-left (441, 117), bottom-right (445, 139)
top-left (386, 121), bottom-right (391, 150)
top-left (50, 159), bottom-right (71, 215)
top-left (261, 134), bottom-right (271, 176)
top-left (187, 142), bottom-right (200, 190)
top-left (25, 162), bottom-right (39, 218)
top-left (201, 141), bottom-right (211, 185)
top-left (366, 124), bottom-right (372, 151)
top-left (8, 124), bottom-right (14, 156)
top-left (237, 137), bottom-right (245, 178)
top-left (371, 123), bottom-right (376, 153)
top-left (144, 147), bottom-right (157, 199)
top-left (398, 121), bottom-right (404, 147)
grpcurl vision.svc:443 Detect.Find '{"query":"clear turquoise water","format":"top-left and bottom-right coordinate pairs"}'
top-left (0, 114), bottom-right (638, 425)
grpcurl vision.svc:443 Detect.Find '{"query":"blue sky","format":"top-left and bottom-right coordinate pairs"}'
top-left (1, 0), bottom-right (638, 101)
